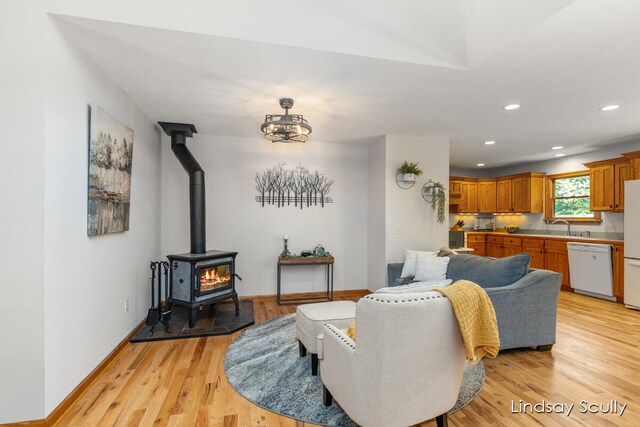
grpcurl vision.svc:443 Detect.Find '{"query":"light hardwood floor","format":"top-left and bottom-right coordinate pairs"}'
top-left (50, 291), bottom-right (640, 427)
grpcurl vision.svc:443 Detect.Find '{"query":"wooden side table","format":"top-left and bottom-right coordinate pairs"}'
top-left (277, 256), bottom-right (334, 305)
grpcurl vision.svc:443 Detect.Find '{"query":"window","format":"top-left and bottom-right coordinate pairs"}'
top-left (545, 171), bottom-right (601, 222)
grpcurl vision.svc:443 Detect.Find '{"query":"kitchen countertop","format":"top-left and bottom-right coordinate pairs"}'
top-left (466, 231), bottom-right (624, 244)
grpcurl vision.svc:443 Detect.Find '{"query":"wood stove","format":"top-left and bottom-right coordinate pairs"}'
top-left (159, 122), bottom-right (241, 328)
top-left (167, 250), bottom-right (240, 328)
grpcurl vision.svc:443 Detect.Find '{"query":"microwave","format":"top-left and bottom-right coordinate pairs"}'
top-left (474, 218), bottom-right (495, 231)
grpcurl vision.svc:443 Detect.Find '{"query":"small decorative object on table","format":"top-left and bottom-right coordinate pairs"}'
top-left (280, 234), bottom-right (293, 258)
top-left (504, 224), bottom-right (519, 234)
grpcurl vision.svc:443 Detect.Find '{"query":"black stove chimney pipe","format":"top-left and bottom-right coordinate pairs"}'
top-left (158, 122), bottom-right (206, 254)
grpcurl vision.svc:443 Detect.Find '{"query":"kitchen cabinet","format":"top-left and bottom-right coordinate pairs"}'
top-left (623, 150), bottom-right (640, 180)
top-left (614, 162), bottom-right (631, 210)
top-left (467, 235), bottom-right (486, 256)
top-left (459, 179), bottom-right (478, 213)
top-left (585, 158), bottom-right (631, 212)
top-left (485, 235), bottom-right (521, 258)
top-left (448, 177), bottom-right (463, 214)
top-left (496, 179), bottom-right (512, 213)
top-left (477, 179), bottom-right (497, 213)
top-left (543, 240), bottom-right (571, 291)
top-left (522, 238), bottom-right (545, 269)
top-left (495, 173), bottom-right (545, 213)
top-left (613, 244), bottom-right (624, 302)
top-left (502, 236), bottom-right (522, 257)
top-left (486, 236), bottom-right (503, 258)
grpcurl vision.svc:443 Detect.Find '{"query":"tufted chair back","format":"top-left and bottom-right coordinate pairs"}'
top-left (322, 292), bottom-right (465, 427)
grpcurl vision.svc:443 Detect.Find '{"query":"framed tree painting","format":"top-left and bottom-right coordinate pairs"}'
top-left (87, 105), bottom-right (134, 236)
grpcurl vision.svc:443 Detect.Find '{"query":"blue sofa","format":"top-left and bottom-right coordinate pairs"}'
top-left (387, 253), bottom-right (562, 351)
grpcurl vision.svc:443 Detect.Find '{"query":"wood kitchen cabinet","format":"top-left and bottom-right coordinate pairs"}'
top-left (585, 158), bottom-right (631, 212)
top-left (543, 239), bottom-right (571, 291)
top-left (449, 176), bottom-right (463, 214)
top-left (477, 179), bottom-right (497, 213)
top-left (614, 162), bottom-right (631, 211)
top-left (485, 235), bottom-right (521, 258)
top-left (467, 234), bottom-right (486, 256)
top-left (502, 236), bottom-right (522, 257)
top-left (589, 164), bottom-right (614, 211)
top-left (495, 173), bottom-right (545, 213)
top-left (496, 179), bottom-right (512, 213)
top-left (623, 150), bottom-right (640, 180)
top-left (459, 179), bottom-right (478, 213)
top-left (522, 238), bottom-right (545, 269)
top-left (486, 236), bottom-right (503, 258)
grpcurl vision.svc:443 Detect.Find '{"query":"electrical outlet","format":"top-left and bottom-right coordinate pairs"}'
top-left (124, 298), bottom-right (129, 312)
top-left (605, 225), bottom-right (616, 232)
top-left (271, 271), bottom-right (277, 279)
top-left (394, 226), bottom-right (402, 235)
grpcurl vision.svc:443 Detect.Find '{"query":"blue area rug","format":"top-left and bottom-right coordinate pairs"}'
top-left (225, 314), bottom-right (484, 427)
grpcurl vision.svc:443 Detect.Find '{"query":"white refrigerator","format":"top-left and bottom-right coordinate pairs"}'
top-left (624, 180), bottom-right (640, 310)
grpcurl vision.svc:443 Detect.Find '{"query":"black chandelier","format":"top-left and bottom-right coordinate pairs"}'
top-left (260, 98), bottom-right (312, 143)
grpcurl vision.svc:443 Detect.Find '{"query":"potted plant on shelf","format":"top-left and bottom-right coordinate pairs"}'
top-left (397, 161), bottom-right (423, 183)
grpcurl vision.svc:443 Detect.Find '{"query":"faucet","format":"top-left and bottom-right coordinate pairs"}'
top-left (551, 219), bottom-right (571, 236)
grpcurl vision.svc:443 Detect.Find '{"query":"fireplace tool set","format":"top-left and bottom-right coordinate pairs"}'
top-left (146, 261), bottom-right (171, 336)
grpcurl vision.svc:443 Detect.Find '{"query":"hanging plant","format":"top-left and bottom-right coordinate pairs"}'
top-left (397, 161), bottom-right (423, 183)
top-left (422, 180), bottom-right (447, 224)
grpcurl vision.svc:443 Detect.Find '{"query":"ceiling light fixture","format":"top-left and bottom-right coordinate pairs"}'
top-left (600, 105), bottom-right (620, 111)
top-left (504, 104), bottom-right (520, 110)
top-left (484, 141), bottom-right (496, 145)
top-left (477, 163), bottom-right (485, 167)
top-left (552, 146), bottom-right (563, 150)
top-left (261, 98), bottom-right (312, 143)
top-left (554, 153), bottom-right (565, 157)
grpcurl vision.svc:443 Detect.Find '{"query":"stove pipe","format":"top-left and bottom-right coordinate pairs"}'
top-left (158, 122), bottom-right (206, 254)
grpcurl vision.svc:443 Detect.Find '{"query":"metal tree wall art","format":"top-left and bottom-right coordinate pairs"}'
top-left (255, 163), bottom-right (334, 208)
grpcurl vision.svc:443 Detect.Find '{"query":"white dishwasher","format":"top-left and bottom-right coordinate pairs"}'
top-left (567, 242), bottom-right (615, 301)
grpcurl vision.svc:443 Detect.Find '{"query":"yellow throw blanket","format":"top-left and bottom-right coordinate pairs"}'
top-left (431, 280), bottom-right (500, 364)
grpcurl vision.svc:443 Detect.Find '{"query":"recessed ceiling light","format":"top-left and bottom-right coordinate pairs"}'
top-left (600, 105), bottom-right (620, 111)
top-left (554, 153), bottom-right (565, 157)
top-left (477, 163), bottom-right (485, 167)
top-left (552, 146), bottom-right (563, 150)
top-left (484, 141), bottom-right (496, 145)
top-left (504, 104), bottom-right (520, 110)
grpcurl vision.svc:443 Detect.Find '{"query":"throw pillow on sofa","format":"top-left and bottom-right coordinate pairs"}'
top-left (414, 253), bottom-right (450, 282)
top-left (376, 279), bottom-right (453, 294)
top-left (445, 253), bottom-right (530, 288)
top-left (400, 249), bottom-right (437, 278)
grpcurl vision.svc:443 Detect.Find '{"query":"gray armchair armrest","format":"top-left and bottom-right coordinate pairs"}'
top-left (484, 269), bottom-right (562, 350)
top-left (387, 263), bottom-right (404, 287)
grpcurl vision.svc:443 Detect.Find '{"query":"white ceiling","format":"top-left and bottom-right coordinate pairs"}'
top-left (50, 0), bottom-right (640, 168)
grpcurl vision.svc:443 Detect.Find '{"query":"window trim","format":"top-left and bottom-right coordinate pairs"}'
top-left (544, 171), bottom-right (602, 223)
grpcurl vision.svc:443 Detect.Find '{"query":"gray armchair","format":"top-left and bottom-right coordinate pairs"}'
top-left (387, 254), bottom-right (562, 351)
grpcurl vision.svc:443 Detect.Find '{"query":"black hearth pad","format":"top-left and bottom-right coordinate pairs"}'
top-left (130, 300), bottom-right (255, 343)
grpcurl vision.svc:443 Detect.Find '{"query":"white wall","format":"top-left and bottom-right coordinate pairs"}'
top-left (367, 138), bottom-right (386, 291)
top-left (161, 136), bottom-right (369, 296)
top-left (384, 135), bottom-right (450, 267)
top-left (0, 1), bottom-right (46, 422)
top-left (42, 17), bottom-right (162, 415)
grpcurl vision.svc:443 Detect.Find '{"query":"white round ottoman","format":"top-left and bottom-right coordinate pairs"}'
top-left (295, 300), bottom-right (357, 375)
